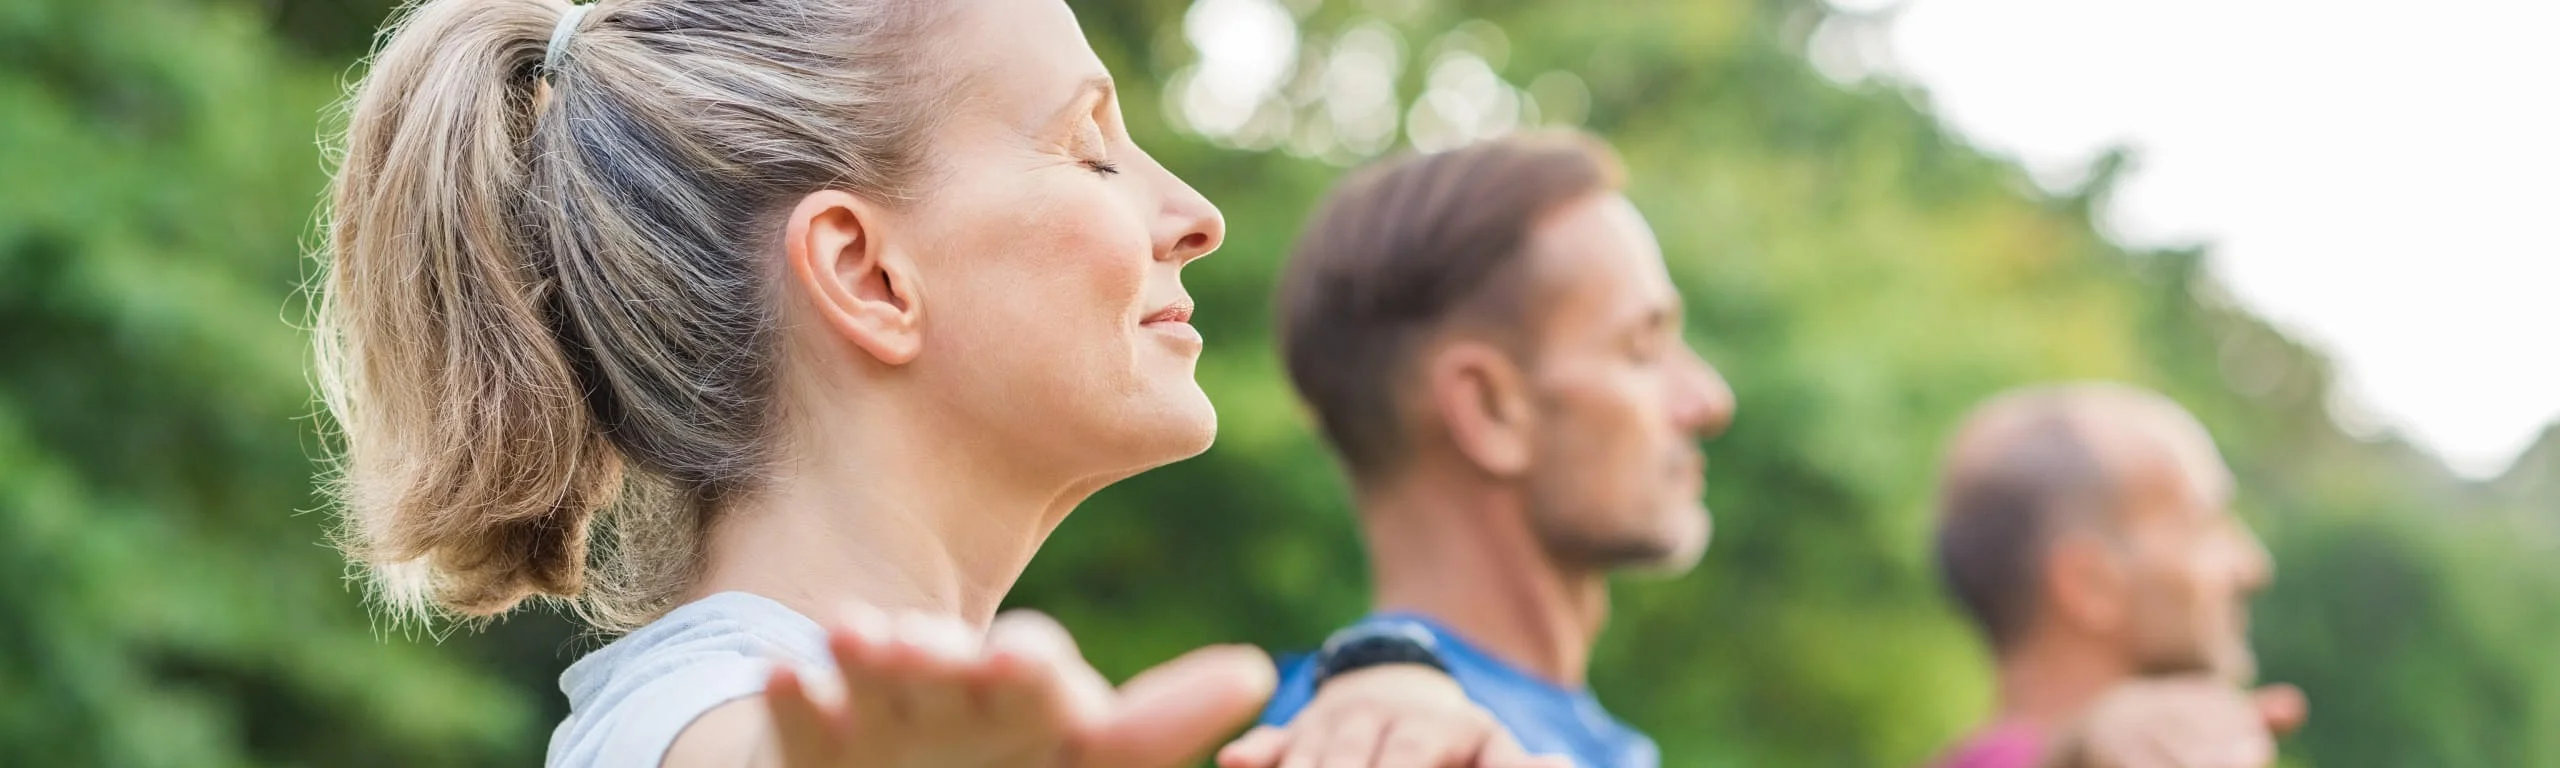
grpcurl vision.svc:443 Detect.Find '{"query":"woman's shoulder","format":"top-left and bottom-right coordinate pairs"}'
top-left (546, 592), bottom-right (829, 768)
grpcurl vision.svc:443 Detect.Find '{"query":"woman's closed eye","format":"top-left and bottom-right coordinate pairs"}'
top-left (1073, 120), bottom-right (1120, 177)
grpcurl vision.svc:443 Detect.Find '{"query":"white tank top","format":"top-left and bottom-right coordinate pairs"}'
top-left (546, 591), bottom-right (829, 767)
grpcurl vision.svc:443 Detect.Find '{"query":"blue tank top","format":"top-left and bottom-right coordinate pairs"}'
top-left (1259, 613), bottom-right (1661, 768)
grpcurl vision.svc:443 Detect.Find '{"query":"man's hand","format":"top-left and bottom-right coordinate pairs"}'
top-left (1216, 665), bottom-right (1571, 768)
top-left (762, 606), bottom-right (1276, 768)
top-left (2044, 677), bottom-right (2308, 768)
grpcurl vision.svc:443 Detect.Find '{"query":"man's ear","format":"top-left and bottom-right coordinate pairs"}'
top-left (2046, 530), bottom-right (2129, 639)
top-left (1424, 340), bottom-right (1536, 478)
top-left (785, 189), bottom-right (924, 365)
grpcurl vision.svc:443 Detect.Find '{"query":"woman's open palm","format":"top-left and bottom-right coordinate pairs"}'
top-left (763, 607), bottom-right (1275, 768)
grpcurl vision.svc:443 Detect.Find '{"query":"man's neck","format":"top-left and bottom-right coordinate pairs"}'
top-left (1992, 633), bottom-right (2135, 736)
top-left (692, 395), bottom-right (1087, 633)
top-left (1358, 471), bottom-right (1609, 687)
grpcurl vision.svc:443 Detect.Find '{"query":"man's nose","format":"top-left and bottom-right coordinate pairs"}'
top-left (1674, 346), bottom-right (1735, 439)
top-left (2233, 523), bottom-right (2274, 593)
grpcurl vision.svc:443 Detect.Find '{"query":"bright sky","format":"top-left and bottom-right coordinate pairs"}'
top-left (1824, 0), bottom-right (2560, 478)
top-left (1180, 0), bottom-right (2559, 479)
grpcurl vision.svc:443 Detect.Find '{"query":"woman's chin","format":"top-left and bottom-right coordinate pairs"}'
top-left (1158, 384), bottom-right (1219, 458)
top-left (1121, 383), bottom-right (1218, 465)
top-left (1049, 380), bottom-right (1217, 485)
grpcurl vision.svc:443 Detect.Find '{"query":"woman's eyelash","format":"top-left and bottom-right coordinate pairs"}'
top-left (1083, 159), bottom-right (1121, 176)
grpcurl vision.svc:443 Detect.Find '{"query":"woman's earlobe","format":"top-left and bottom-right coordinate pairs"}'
top-left (786, 190), bottom-right (924, 366)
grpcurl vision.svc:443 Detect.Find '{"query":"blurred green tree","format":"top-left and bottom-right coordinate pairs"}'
top-left (0, 0), bottom-right (540, 764)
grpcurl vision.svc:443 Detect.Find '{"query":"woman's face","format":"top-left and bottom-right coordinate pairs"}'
top-left (889, 0), bottom-right (1224, 483)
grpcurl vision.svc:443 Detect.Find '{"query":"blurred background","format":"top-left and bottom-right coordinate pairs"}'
top-left (3, 0), bottom-right (2554, 765)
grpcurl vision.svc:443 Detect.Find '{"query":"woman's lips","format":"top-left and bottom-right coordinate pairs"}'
top-left (1143, 301), bottom-right (1202, 348)
top-left (1143, 301), bottom-right (1194, 325)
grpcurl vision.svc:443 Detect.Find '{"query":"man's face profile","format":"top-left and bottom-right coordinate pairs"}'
top-left (1511, 193), bottom-right (1735, 574)
top-left (2114, 422), bottom-right (2271, 682)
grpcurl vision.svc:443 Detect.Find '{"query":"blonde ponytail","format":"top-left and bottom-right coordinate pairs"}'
top-left (315, 0), bottom-right (950, 628)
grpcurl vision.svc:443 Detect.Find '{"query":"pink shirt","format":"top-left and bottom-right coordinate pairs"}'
top-left (1935, 722), bottom-right (2044, 768)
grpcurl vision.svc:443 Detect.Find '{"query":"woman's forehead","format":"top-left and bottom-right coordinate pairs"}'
top-left (938, 0), bottom-right (1112, 126)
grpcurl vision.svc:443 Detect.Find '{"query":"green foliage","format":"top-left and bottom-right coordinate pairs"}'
top-left (0, 1), bottom-right (538, 765)
top-left (2, 0), bottom-right (2552, 765)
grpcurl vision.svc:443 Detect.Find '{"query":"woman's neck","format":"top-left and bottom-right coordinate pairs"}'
top-left (690, 397), bottom-right (1087, 632)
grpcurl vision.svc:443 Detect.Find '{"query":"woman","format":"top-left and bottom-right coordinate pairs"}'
top-left (317, 0), bottom-right (1544, 766)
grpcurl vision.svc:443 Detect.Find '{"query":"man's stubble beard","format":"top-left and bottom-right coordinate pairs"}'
top-left (1523, 478), bottom-right (1705, 577)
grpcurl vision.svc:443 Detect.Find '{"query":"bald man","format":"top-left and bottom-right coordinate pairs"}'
top-left (1930, 384), bottom-right (2306, 768)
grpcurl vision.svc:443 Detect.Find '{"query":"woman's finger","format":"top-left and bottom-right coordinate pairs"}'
top-left (2128, 714), bottom-right (2184, 768)
top-left (2163, 726), bottom-right (2271, 768)
top-left (764, 665), bottom-right (840, 758)
top-left (1370, 719), bottom-right (1463, 768)
top-left (1277, 721), bottom-right (1332, 768)
top-left (981, 610), bottom-right (1090, 732)
top-left (1312, 711), bottom-right (1386, 768)
top-left (885, 611), bottom-right (986, 726)
top-left (1081, 644), bottom-right (1278, 768)
top-left (2252, 684), bottom-right (2307, 737)
top-left (824, 605), bottom-right (901, 731)
top-left (1217, 726), bottom-right (1292, 768)
top-left (1475, 727), bottom-right (1574, 768)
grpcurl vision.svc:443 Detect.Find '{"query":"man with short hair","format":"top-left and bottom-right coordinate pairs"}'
top-left (1241, 131), bottom-right (1735, 768)
top-left (1930, 384), bottom-right (2306, 768)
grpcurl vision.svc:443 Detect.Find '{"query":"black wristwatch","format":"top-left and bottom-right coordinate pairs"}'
top-left (1312, 620), bottom-right (1449, 688)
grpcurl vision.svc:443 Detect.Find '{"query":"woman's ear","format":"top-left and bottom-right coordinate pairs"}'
top-left (1426, 340), bottom-right (1537, 478)
top-left (786, 189), bottom-right (924, 365)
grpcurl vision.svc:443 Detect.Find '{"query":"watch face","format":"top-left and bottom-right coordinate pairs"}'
top-left (1322, 621), bottom-right (1439, 657)
top-left (1318, 620), bottom-right (1448, 683)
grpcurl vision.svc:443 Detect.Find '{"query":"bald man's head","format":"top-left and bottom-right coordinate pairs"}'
top-left (1933, 384), bottom-right (2267, 681)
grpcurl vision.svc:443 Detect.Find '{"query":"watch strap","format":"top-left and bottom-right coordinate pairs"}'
top-left (1312, 620), bottom-right (1449, 688)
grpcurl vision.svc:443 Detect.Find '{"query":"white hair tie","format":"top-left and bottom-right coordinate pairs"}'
top-left (542, 4), bottom-right (593, 83)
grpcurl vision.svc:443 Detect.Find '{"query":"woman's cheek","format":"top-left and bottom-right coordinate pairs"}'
top-left (1054, 191), bottom-right (1155, 321)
